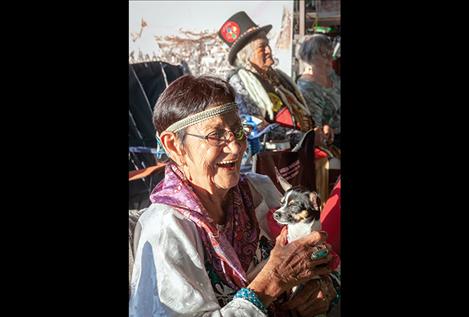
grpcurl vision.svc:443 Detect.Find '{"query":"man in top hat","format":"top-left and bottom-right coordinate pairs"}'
top-left (218, 11), bottom-right (325, 144)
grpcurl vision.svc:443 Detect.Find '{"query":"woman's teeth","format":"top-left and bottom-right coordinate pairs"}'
top-left (217, 160), bottom-right (237, 168)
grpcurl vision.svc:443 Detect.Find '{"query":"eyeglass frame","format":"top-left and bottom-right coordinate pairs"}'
top-left (185, 125), bottom-right (252, 146)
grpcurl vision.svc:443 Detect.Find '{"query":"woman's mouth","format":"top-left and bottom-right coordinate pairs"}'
top-left (216, 159), bottom-right (238, 170)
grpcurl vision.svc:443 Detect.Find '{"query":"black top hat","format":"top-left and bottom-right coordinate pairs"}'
top-left (218, 11), bottom-right (272, 66)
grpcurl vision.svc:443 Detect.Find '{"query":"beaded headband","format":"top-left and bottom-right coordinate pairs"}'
top-left (164, 102), bottom-right (238, 133)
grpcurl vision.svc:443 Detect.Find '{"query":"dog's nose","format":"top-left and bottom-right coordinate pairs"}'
top-left (273, 212), bottom-right (281, 219)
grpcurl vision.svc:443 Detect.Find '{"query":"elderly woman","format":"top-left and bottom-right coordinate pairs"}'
top-left (129, 75), bottom-right (338, 316)
top-left (218, 11), bottom-right (325, 145)
top-left (297, 34), bottom-right (341, 147)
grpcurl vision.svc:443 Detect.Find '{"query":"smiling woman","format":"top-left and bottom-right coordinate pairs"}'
top-left (154, 75), bottom-right (248, 195)
top-left (129, 75), bottom-right (335, 316)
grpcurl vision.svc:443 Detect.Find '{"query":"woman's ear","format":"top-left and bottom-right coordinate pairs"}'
top-left (159, 131), bottom-right (185, 165)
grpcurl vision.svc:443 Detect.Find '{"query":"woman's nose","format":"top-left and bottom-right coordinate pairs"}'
top-left (224, 133), bottom-right (245, 153)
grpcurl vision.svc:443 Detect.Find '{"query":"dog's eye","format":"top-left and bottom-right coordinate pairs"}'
top-left (288, 200), bottom-right (297, 206)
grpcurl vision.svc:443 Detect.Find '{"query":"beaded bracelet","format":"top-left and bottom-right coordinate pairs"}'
top-left (233, 287), bottom-right (268, 314)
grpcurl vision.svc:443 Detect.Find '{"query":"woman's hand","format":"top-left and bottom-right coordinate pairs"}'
top-left (314, 127), bottom-right (326, 146)
top-left (322, 124), bottom-right (334, 145)
top-left (267, 228), bottom-right (333, 290)
top-left (282, 276), bottom-right (337, 316)
top-left (248, 227), bottom-right (333, 306)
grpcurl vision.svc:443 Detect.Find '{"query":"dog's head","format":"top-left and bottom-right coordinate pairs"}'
top-left (273, 167), bottom-right (321, 226)
top-left (273, 186), bottom-right (321, 225)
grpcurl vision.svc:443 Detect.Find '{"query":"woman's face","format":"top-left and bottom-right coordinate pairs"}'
top-left (249, 36), bottom-right (274, 72)
top-left (180, 111), bottom-right (247, 193)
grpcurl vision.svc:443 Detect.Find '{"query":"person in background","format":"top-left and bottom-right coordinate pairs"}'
top-left (297, 34), bottom-right (341, 147)
top-left (219, 11), bottom-right (327, 146)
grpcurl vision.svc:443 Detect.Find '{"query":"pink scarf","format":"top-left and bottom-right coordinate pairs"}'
top-left (150, 164), bottom-right (259, 289)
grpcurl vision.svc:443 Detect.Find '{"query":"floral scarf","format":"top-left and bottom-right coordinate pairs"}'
top-left (150, 163), bottom-right (259, 290)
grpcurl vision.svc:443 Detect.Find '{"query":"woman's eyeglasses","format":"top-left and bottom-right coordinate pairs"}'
top-left (185, 125), bottom-right (252, 147)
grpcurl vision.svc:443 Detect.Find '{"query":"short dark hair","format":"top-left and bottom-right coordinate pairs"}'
top-left (153, 75), bottom-right (235, 136)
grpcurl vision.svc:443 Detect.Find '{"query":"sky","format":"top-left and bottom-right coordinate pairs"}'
top-left (129, 1), bottom-right (291, 36)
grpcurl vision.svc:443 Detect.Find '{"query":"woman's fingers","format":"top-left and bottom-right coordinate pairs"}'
top-left (300, 297), bottom-right (329, 317)
top-left (322, 276), bottom-right (337, 299)
top-left (281, 279), bottom-right (321, 309)
top-left (299, 284), bottom-right (333, 316)
top-left (313, 265), bottom-right (333, 277)
top-left (275, 226), bottom-right (288, 247)
top-left (282, 276), bottom-right (335, 316)
top-left (295, 258), bottom-right (332, 281)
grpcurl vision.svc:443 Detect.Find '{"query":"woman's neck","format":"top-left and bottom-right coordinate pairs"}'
top-left (191, 184), bottom-right (230, 225)
top-left (303, 62), bottom-right (333, 88)
top-left (249, 62), bottom-right (270, 77)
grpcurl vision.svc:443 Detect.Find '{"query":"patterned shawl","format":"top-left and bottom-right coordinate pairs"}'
top-left (150, 163), bottom-right (260, 290)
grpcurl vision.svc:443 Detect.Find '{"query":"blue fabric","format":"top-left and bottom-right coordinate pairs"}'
top-left (296, 72), bottom-right (341, 134)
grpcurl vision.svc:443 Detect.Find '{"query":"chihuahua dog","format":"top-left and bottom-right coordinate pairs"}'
top-left (273, 168), bottom-right (322, 242)
top-left (273, 169), bottom-right (332, 315)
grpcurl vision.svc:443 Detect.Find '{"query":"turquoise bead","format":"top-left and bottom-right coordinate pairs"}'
top-left (312, 249), bottom-right (329, 259)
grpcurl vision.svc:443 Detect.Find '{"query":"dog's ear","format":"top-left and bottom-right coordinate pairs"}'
top-left (309, 191), bottom-right (322, 211)
top-left (275, 167), bottom-right (292, 192)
